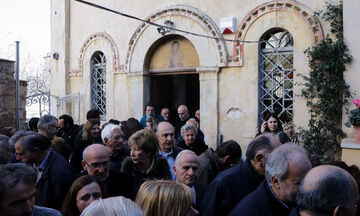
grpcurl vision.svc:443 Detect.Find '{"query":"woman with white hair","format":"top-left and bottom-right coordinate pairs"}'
top-left (80, 196), bottom-right (143, 216)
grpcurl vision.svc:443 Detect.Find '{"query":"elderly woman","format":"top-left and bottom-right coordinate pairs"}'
top-left (177, 124), bottom-right (208, 156)
top-left (121, 129), bottom-right (172, 197)
top-left (136, 180), bottom-right (198, 216)
top-left (62, 175), bottom-right (102, 216)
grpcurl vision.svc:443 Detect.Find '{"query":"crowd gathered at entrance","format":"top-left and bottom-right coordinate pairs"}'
top-left (0, 105), bottom-right (359, 216)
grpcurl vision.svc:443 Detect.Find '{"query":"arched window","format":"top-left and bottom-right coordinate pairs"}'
top-left (258, 29), bottom-right (294, 125)
top-left (90, 51), bottom-right (106, 120)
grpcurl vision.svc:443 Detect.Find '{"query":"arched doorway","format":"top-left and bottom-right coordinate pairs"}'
top-left (146, 35), bottom-right (200, 116)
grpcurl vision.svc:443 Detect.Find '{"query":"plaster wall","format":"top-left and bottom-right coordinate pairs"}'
top-left (51, 0), bottom-right (332, 149)
top-left (343, 0), bottom-right (360, 138)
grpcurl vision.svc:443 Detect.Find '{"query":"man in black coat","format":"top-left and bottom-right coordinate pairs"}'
top-left (197, 140), bottom-right (242, 186)
top-left (58, 114), bottom-right (81, 148)
top-left (199, 134), bottom-right (281, 216)
top-left (173, 150), bottom-right (206, 211)
top-left (174, 105), bottom-right (190, 138)
top-left (82, 144), bottom-right (135, 199)
top-left (14, 133), bottom-right (76, 210)
top-left (101, 123), bottom-right (130, 171)
top-left (229, 143), bottom-right (312, 216)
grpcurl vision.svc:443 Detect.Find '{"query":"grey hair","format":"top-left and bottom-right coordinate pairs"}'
top-left (37, 114), bottom-right (58, 131)
top-left (180, 124), bottom-right (197, 137)
top-left (265, 143), bottom-right (307, 185)
top-left (0, 163), bottom-right (37, 205)
top-left (80, 196), bottom-right (143, 216)
top-left (101, 123), bottom-right (120, 144)
top-left (174, 150), bottom-right (198, 169)
top-left (8, 130), bottom-right (37, 147)
top-left (296, 168), bottom-right (353, 215)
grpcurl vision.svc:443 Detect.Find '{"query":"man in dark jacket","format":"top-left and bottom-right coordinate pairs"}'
top-left (229, 143), bottom-right (312, 216)
top-left (295, 165), bottom-right (359, 216)
top-left (174, 150), bottom-right (206, 211)
top-left (14, 133), bottom-right (76, 210)
top-left (156, 121), bottom-right (183, 179)
top-left (101, 123), bottom-right (130, 171)
top-left (58, 114), bottom-right (81, 148)
top-left (0, 163), bottom-right (62, 216)
top-left (82, 144), bottom-right (135, 199)
top-left (174, 105), bottom-right (190, 138)
top-left (197, 140), bottom-right (242, 185)
top-left (199, 134), bottom-right (281, 216)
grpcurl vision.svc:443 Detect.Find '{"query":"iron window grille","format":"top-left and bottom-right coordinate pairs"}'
top-left (90, 51), bottom-right (106, 121)
top-left (258, 29), bottom-right (294, 126)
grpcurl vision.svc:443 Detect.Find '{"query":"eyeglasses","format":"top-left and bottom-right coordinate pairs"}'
top-left (111, 135), bottom-right (127, 141)
top-left (86, 161), bottom-right (109, 169)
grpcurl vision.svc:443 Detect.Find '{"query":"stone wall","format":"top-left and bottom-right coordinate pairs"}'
top-left (0, 59), bottom-right (27, 131)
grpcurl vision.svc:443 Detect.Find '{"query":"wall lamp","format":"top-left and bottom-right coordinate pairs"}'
top-left (157, 20), bottom-right (174, 36)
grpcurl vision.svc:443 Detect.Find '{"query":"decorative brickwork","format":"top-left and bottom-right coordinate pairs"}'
top-left (125, 5), bottom-right (228, 72)
top-left (70, 32), bottom-right (121, 76)
top-left (231, 0), bottom-right (324, 66)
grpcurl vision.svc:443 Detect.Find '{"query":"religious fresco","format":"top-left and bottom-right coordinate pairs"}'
top-left (149, 37), bottom-right (199, 71)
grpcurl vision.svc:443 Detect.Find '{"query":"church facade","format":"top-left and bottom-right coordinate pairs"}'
top-left (50, 0), bottom-right (360, 150)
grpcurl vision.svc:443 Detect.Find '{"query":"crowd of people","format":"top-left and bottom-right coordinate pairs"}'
top-left (0, 104), bottom-right (359, 216)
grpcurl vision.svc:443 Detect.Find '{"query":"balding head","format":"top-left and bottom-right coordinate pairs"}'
top-left (297, 165), bottom-right (359, 216)
top-left (177, 105), bottom-right (189, 121)
top-left (82, 144), bottom-right (110, 182)
top-left (174, 150), bottom-right (199, 187)
top-left (186, 118), bottom-right (199, 131)
top-left (157, 122), bottom-right (175, 153)
top-left (266, 143), bottom-right (312, 205)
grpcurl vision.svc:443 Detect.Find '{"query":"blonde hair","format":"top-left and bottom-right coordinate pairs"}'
top-left (80, 196), bottom-right (142, 216)
top-left (82, 119), bottom-right (100, 140)
top-left (136, 180), bottom-right (193, 216)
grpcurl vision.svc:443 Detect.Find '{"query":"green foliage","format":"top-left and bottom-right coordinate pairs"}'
top-left (298, 1), bottom-right (351, 166)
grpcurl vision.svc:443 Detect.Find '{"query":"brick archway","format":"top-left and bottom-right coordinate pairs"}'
top-left (231, 0), bottom-right (324, 66)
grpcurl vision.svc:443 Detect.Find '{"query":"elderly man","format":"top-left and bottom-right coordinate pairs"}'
top-left (139, 104), bottom-right (164, 128)
top-left (174, 105), bottom-right (190, 137)
top-left (200, 134), bottom-right (281, 216)
top-left (174, 150), bottom-right (205, 210)
top-left (156, 121), bottom-right (183, 179)
top-left (14, 133), bottom-right (75, 210)
top-left (0, 135), bottom-right (12, 164)
top-left (229, 143), bottom-right (312, 216)
top-left (197, 140), bottom-right (242, 185)
top-left (37, 114), bottom-right (59, 141)
top-left (82, 144), bottom-right (134, 199)
top-left (296, 165), bottom-right (359, 216)
top-left (177, 124), bottom-right (207, 156)
top-left (101, 123), bottom-right (130, 171)
top-left (0, 163), bottom-right (62, 216)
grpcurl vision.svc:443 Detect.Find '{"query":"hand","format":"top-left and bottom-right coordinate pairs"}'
top-left (260, 121), bottom-right (267, 133)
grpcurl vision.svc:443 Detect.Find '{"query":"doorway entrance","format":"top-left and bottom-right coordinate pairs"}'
top-left (150, 73), bottom-right (199, 117)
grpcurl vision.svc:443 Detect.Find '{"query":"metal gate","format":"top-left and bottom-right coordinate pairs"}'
top-left (56, 92), bottom-right (81, 124)
top-left (26, 78), bottom-right (51, 117)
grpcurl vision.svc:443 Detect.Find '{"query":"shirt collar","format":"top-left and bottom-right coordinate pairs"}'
top-left (38, 148), bottom-right (52, 171)
top-left (159, 148), bottom-right (173, 157)
top-left (268, 182), bottom-right (290, 209)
